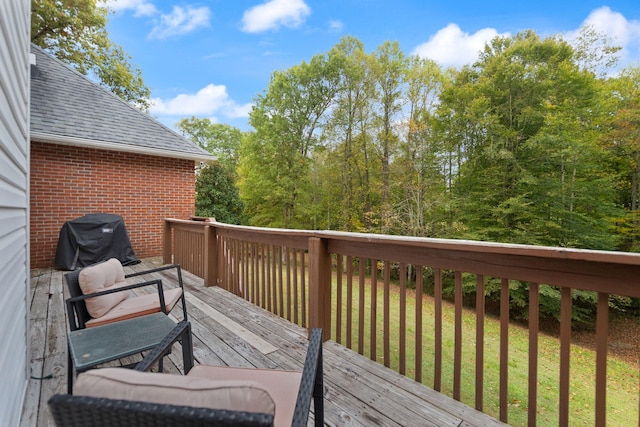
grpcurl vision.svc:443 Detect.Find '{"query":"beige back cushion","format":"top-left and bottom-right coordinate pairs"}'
top-left (85, 287), bottom-right (183, 328)
top-left (188, 365), bottom-right (302, 426)
top-left (74, 368), bottom-right (276, 416)
top-left (78, 258), bottom-right (129, 318)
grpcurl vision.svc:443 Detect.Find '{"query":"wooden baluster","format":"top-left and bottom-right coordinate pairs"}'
top-left (399, 263), bottom-right (407, 375)
top-left (384, 260), bottom-right (391, 368)
top-left (559, 287), bottom-right (572, 427)
top-left (475, 274), bottom-right (485, 411)
top-left (454, 271), bottom-right (462, 401)
top-left (528, 282), bottom-right (539, 427)
top-left (370, 259), bottom-right (378, 362)
top-left (595, 292), bottom-right (608, 427)
top-left (499, 278), bottom-right (509, 423)
top-left (358, 259), bottom-right (366, 355)
top-left (434, 267), bottom-right (442, 392)
top-left (415, 265), bottom-right (423, 383)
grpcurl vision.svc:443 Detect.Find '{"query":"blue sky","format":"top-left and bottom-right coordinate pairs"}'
top-left (104, 1), bottom-right (640, 131)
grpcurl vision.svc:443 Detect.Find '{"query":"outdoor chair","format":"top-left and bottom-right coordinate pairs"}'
top-left (49, 328), bottom-right (324, 427)
top-left (64, 258), bottom-right (188, 330)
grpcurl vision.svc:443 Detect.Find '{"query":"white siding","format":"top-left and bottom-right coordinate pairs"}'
top-left (0, 0), bottom-right (31, 425)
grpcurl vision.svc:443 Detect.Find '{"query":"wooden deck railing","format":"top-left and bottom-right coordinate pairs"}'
top-left (163, 218), bottom-right (640, 426)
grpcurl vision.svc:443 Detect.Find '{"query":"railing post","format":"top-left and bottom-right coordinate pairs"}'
top-left (163, 220), bottom-right (172, 264)
top-left (203, 224), bottom-right (218, 287)
top-left (308, 237), bottom-right (331, 341)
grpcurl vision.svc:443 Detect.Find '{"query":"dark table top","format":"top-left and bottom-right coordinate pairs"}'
top-left (68, 312), bottom-right (176, 371)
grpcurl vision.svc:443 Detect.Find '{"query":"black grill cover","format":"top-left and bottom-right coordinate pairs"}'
top-left (55, 213), bottom-right (140, 270)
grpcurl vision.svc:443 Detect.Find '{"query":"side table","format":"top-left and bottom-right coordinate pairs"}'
top-left (67, 312), bottom-right (180, 393)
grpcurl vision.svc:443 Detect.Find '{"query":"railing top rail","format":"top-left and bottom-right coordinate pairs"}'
top-left (165, 218), bottom-right (318, 238)
top-left (165, 218), bottom-right (640, 266)
top-left (315, 230), bottom-right (640, 266)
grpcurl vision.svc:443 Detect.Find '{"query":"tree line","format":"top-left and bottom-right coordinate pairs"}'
top-left (188, 31), bottom-right (640, 255)
top-left (183, 31), bottom-right (640, 326)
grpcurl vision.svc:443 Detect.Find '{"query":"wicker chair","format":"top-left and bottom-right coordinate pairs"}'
top-left (64, 259), bottom-right (188, 331)
top-left (49, 328), bottom-right (324, 427)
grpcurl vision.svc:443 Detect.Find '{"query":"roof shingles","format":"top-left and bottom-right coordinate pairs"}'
top-left (30, 44), bottom-right (213, 161)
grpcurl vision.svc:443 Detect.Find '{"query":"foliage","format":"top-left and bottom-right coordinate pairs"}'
top-left (604, 67), bottom-right (640, 251)
top-left (178, 120), bottom-right (246, 224)
top-left (31, 0), bottom-right (150, 110)
top-left (571, 25), bottom-right (621, 76)
top-left (441, 31), bottom-right (620, 249)
top-left (391, 55), bottom-right (448, 237)
top-left (176, 119), bottom-right (243, 171)
top-left (321, 36), bottom-right (379, 231)
top-left (239, 51), bottom-right (341, 228)
top-left (237, 32), bottom-right (638, 325)
top-left (195, 162), bottom-right (244, 224)
top-left (370, 41), bottom-right (406, 233)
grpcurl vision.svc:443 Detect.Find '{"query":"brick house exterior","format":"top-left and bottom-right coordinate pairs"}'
top-left (30, 45), bottom-right (213, 268)
top-left (30, 142), bottom-right (197, 266)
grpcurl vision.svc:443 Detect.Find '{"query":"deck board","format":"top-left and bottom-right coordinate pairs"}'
top-left (21, 258), bottom-right (508, 427)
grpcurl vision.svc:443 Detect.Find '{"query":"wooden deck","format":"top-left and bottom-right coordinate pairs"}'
top-left (21, 258), bottom-right (507, 427)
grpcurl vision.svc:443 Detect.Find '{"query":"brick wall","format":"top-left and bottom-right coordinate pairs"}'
top-left (30, 141), bottom-right (196, 267)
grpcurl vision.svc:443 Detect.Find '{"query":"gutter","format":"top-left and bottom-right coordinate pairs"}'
top-left (31, 132), bottom-right (216, 162)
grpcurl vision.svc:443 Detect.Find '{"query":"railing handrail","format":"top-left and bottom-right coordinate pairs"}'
top-left (165, 217), bottom-right (640, 264)
top-left (164, 218), bottom-right (640, 298)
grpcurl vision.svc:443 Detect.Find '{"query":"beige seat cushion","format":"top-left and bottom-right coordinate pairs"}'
top-left (85, 287), bottom-right (183, 328)
top-left (188, 365), bottom-right (302, 427)
top-left (74, 368), bottom-right (276, 417)
top-left (79, 258), bottom-right (129, 318)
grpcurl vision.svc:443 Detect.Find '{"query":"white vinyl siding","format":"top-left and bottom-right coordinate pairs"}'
top-left (0, 0), bottom-right (30, 425)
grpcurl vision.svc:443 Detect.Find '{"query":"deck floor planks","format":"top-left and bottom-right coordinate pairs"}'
top-left (21, 258), bottom-right (509, 427)
top-left (322, 344), bottom-right (461, 427)
top-left (22, 270), bottom-right (52, 427)
top-left (195, 287), bottom-right (436, 425)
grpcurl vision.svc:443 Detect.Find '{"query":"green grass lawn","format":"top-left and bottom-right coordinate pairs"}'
top-left (328, 273), bottom-right (639, 426)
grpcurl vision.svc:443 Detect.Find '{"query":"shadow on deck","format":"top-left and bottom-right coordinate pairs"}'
top-left (22, 257), bottom-right (507, 426)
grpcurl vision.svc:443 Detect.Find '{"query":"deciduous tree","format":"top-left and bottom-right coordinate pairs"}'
top-left (195, 162), bottom-right (244, 224)
top-left (240, 52), bottom-right (341, 228)
top-left (177, 119), bottom-right (243, 171)
top-left (392, 56), bottom-right (447, 237)
top-left (31, 0), bottom-right (150, 109)
top-left (370, 41), bottom-right (405, 233)
top-left (442, 31), bottom-right (619, 248)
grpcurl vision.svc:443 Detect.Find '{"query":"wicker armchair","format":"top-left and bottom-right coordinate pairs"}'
top-left (49, 328), bottom-right (324, 427)
top-left (64, 259), bottom-right (188, 330)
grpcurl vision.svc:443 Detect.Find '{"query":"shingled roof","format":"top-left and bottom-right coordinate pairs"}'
top-left (30, 44), bottom-right (214, 161)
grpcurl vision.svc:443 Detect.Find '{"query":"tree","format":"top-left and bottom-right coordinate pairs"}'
top-left (31, 0), bottom-right (150, 110)
top-left (434, 30), bottom-right (626, 326)
top-left (240, 52), bottom-right (341, 228)
top-left (369, 41), bottom-right (406, 233)
top-left (177, 119), bottom-right (246, 225)
top-left (391, 55), bottom-right (447, 237)
top-left (604, 67), bottom-right (640, 251)
top-left (440, 31), bottom-right (619, 248)
top-left (571, 25), bottom-right (621, 76)
top-left (323, 36), bottom-right (377, 231)
top-left (195, 162), bottom-right (244, 224)
top-left (177, 119), bottom-right (243, 171)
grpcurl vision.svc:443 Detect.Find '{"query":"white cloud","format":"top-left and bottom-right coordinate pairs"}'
top-left (412, 23), bottom-right (509, 68)
top-left (104, 0), bottom-right (157, 17)
top-left (149, 5), bottom-right (210, 39)
top-left (568, 6), bottom-right (640, 66)
top-left (241, 0), bottom-right (311, 33)
top-left (150, 84), bottom-right (252, 120)
top-left (228, 103), bottom-right (254, 119)
top-left (582, 7), bottom-right (640, 46)
top-left (329, 19), bottom-right (344, 33)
